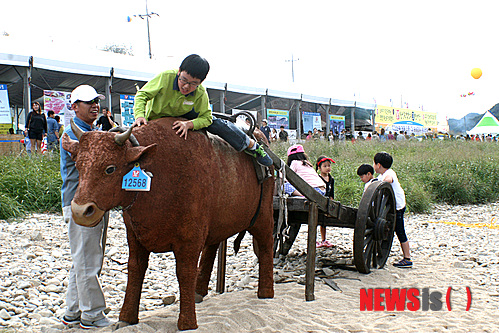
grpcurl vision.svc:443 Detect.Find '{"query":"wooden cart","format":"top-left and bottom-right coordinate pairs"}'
top-left (264, 147), bottom-right (397, 299)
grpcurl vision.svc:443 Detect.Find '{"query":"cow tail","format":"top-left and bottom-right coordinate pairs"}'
top-left (233, 183), bottom-right (264, 255)
top-left (233, 231), bottom-right (246, 255)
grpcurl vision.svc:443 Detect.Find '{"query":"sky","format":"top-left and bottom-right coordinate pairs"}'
top-left (1, 0), bottom-right (498, 123)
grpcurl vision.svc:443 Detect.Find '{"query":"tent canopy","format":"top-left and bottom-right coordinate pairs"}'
top-left (467, 111), bottom-right (499, 135)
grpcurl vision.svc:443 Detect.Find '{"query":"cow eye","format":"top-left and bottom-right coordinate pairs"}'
top-left (105, 165), bottom-right (116, 175)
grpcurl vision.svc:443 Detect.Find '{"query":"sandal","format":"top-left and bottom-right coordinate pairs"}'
top-left (322, 240), bottom-right (333, 248)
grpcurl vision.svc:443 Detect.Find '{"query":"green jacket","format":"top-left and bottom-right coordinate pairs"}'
top-left (133, 69), bottom-right (212, 130)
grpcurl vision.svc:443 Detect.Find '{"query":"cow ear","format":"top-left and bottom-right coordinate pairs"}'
top-left (125, 143), bottom-right (158, 163)
top-left (61, 133), bottom-right (79, 157)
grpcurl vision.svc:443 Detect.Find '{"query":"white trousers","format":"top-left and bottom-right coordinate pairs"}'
top-left (64, 208), bottom-right (109, 321)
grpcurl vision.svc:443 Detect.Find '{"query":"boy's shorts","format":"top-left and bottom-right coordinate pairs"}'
top-left (284, 183), bottom-right (325, 196)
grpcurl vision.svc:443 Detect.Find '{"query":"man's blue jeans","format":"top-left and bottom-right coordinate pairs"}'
top-left (182, 110), bottom-right (250, 151)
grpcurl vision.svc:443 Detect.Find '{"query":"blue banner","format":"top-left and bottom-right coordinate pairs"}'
top-left (120, 95), bottom-right (135, 127)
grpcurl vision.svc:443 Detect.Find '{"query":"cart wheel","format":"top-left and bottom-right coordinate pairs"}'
top-left (353, 181), bottom-right (396, 274)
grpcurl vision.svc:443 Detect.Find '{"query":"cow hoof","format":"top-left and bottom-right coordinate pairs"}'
top-left (194, 292), bottom-right (204, 303)
top-left (113, 321), bottom-right (130, 330)
top-left (258, 288), bottom-right (274, 299)
top-left (177, 314), bottom-right (198, 331)
top-left (177, 320), bottom-right (198, 331)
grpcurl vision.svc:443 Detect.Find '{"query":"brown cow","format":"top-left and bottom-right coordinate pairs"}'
top-left (62, 117), bottom-right (275, 330)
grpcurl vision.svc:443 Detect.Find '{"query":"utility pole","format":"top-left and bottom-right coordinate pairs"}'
top-left (130, 0), bottom-right (159, 59)
top-left (285, 54), bottom-right (299, 83)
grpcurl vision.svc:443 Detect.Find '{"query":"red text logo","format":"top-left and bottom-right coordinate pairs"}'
top-left (360, 287), bottom-right (471, 311)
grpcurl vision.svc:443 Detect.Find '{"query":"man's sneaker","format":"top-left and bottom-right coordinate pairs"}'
top-left (393, 258), bottom-right (412, 268)
top-left (245, 143), bottom-right (273, 167)
top-left (61, 314), bottom-right (80, 326)
top-left (80, 317), bottom-right (114, 329)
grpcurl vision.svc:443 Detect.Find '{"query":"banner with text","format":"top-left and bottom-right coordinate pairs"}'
top-left (120, 95), bottom-right (135, 127)
top-left (0, 84), bottom-right (11, 133)
top-left (302, 112), bottom-right (321, 133)
top-left (44, 90), bottom-right (73, 129)
top-left (329, 115), bottom-right (345, 135)
top-left (44, 90), bottom-right (71, 115)
top-left (375, 106), bottom-right (437, 133)
top-left (267, 109), bottom-right (289, 129)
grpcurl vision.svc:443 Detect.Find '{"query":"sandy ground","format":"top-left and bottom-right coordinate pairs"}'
top-left (39, 202), bottom-right (499, 333)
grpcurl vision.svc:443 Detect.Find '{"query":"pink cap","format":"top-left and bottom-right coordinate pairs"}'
top-left (287, 144), bottom-right (305, 156)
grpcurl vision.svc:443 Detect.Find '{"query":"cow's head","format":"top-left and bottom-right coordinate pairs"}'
top-left (62, 120), bottom-right (157, 227)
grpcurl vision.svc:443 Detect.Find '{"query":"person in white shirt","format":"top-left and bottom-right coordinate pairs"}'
top-left (374, 152), bottom-right (412, 268)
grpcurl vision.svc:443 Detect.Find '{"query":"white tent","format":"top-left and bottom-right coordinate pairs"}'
top-left (467, 111), bottom-right (499, 135)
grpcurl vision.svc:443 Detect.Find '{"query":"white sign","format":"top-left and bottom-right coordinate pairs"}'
top-left (0, 85), bottom-right (11, 133)
top-left (44, 90), bottom-right (73, 129)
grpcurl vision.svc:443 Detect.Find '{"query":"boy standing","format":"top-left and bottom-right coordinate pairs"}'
top-left (373, 152), bottom-right (412, 268)
top-left (132, 54), bottom-right (272, 166)
top-left (357, 164), bottom-right (376, 192)
top-left (46, 110), bottom-right (60, 151)
top-left (278, 125), bottom-right (288, 142)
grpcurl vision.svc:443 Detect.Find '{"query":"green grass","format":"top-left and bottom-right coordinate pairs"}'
top-left (270, 139), bottom-right (499, 213)
top-left (1, 140), bottom-right (498, 219)
top-left (0, 152), bottom-right (62, 219)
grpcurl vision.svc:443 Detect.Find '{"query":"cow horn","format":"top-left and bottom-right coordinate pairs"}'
top-left (114, 125), bottom-right (133, 146)
top-left (110, 126), bottom-right (140, 147)
top-left (70, 118), bottom-right (84, 140)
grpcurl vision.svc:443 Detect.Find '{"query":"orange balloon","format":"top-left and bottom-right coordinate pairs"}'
top-left (471, 68), bottom-right (482, 79)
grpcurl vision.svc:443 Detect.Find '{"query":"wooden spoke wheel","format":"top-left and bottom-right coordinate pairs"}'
top-left (354, 181), bottom-right (396, 274)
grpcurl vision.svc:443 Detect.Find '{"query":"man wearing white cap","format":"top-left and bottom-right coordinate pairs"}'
top-left (60, 85), bottom-right (113, 329)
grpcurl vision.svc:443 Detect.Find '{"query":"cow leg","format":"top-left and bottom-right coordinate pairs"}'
top-left (174, 246), bottom-right (202, 331)
top-left (250, 221), bottom-right (275, 299)
top-left (195, 243), bottom-right (219, 297)
top-left (118, 223), bottom-right (150, 326)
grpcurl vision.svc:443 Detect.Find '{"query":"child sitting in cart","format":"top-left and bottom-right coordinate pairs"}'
top-left (316, 155), bottom-right (336, 248)
top-left (284, 144), bottom-right (326, 197)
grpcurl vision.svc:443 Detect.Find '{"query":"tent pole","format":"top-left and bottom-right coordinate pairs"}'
top-left (23, 57), bottom-right (32, 119)
top-left (107, 68), bottom-right (113, 119)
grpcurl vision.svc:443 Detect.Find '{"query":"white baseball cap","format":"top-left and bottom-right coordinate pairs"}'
top-left (70, 85), bottom-right (105, 104)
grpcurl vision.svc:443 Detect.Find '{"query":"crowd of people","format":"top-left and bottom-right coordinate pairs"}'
top-left (262, 123), bottom-right (498, 144)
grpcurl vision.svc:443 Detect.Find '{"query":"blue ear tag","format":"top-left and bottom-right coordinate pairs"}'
top-left (122, 163), bottom-right (151, 191)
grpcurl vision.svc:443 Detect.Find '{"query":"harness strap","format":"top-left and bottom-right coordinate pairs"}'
top-left (234, 182), bottom-right (264, 255)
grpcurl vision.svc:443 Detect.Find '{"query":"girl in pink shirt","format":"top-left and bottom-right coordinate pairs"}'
top-left (284, 144), bottom-right (326, 196)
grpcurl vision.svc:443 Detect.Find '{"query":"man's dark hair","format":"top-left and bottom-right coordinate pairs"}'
top-left (102, 107), bottom-right (108, 112)
top-left (47, 110), bottom-right (55, 117)
top-left (357, 164), bottom-right (374, 176)
top-left (374, 152), bottom-right (393, 169)
top-left (179, 54), bottom-right (210, 82)
top-left (54, 115), bottom-right (60, 122)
